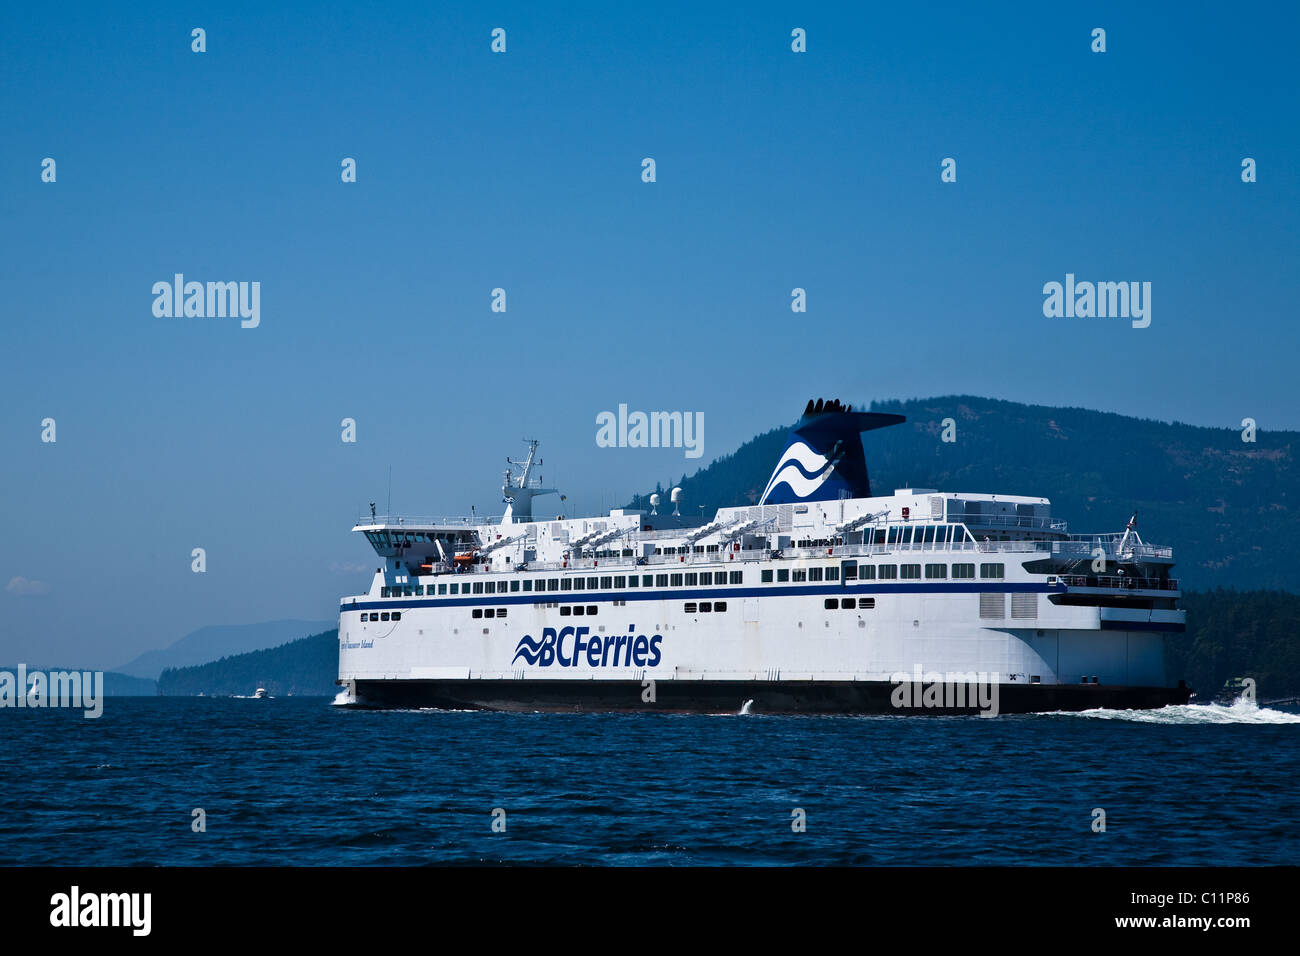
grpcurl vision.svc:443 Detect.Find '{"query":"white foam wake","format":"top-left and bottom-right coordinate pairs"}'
top-left (1059, 697), bottom-right (1300, 725)
top-left (331, 688), bottom-right (356, 706)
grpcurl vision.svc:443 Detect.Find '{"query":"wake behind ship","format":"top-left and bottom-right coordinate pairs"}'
top-left (337, 401), bottom-right (1190, 714)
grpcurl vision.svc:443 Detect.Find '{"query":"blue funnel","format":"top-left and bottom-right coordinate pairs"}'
top-left (759, 400), bottom-right (905, 504)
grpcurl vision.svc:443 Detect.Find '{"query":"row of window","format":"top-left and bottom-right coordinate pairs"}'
top-left (760, 562), bottom-right (1004, 583)
top-left (360, 611), bottom-right (402, 622)
top-left (559, 605), bottom-right (599, 616)
top-left (470, 608), bottom-right (509, 619)
top-left (375, 562), bottom-right (1009, 600)
top-left (683, 601), bottom-right (729, 613)
top-left (825, 598), bottom-right (875, 609)
top-left (380, 570), bottom-right (747, 599)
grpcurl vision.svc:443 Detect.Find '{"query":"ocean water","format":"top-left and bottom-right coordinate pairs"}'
top-left (1, 697), bottom-right (1296, 866)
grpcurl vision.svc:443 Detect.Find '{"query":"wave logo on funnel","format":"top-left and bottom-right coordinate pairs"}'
top-left (759, 399), bottom-right (906, 505)
top-left (759, 440), bottom-right (843, 502)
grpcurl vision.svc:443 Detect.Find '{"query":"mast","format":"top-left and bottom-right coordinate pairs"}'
top-left (501, 439), bottom-right (558, 523)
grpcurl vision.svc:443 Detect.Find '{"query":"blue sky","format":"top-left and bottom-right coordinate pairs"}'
top-left (2, 1), bottom-right (1296, 668)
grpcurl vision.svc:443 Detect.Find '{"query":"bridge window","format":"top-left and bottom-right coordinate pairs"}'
top-left (627, 576), bottom-right (638, 588)
top-left (809, 567), bottom-right (823, 581)
top-left (548, 578), bottom-right (559, 590)
top-left (980, 563), bottom-right (1005, 579)
top-left (878, 565), bottom-right (898, 579)
top-left (601, 576), bottom-right (613, 589)
top-left (925, 564), bottom-right (947, 579)
top-left (953, 564), bottom-right (975, 579)
top-left (699, 572), bottom-right (712, 585)
top-left (792, 569), bottom-right (807, 582)
top-left (685, 573), bottom-right (698, 586)
top-left (587, 577), bottom-right (599, 589)
top-left (561, 578), bottom-right (573, 591)
top-left (656, 574), bottom-right (668, 587)
top-left (510, 580), bottom-right (520, 592)
top-left (777, 569), bottom-right (789, 582)
top-left (901, 564), bottom-right (921, 579)
top-left (614, 576), bottom-right (626, 588)
top-left (826, 566), bottom-right (839, 581)
top-left (671, 574), bottom-right (683, 586)
top-left (522, 580), bottom-right (532, 591)
top-left (761, 570), bottom-right (773, 583)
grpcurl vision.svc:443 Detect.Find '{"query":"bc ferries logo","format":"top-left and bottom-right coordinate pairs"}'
top-left (513, 626), bottom-right (663, 668)
top-left (759, 440), bottom-right (842, 503)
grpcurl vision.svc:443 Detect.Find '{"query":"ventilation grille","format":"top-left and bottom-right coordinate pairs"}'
top-left (1011, 593), bottom-right (1038, 619)
top-left (979, 593), bottom-right (1005, 619)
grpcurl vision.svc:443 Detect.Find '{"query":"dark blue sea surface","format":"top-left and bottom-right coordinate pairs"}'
top-left (1, 697), bottom-right (1296, 865)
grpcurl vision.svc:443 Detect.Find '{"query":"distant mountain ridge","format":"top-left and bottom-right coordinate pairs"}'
top-left (157, 630), bottom-right (339, 697)
top-left (0, 667), bottom-right (155, 696)
top-left (116, 619), bottom-right (334, 680)
top-left (629, 396), bottom-right (1297, 592)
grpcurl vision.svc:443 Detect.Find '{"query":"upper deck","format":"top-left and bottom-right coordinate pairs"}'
top-left (349, 487), bottom-right (1174, 581)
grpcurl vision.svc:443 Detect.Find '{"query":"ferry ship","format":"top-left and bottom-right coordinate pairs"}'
top-left (337, 401), bottom-right (1190, 714)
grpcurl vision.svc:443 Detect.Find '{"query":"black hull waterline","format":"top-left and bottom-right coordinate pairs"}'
top-left (346, 678), bottom-right (1192, 715)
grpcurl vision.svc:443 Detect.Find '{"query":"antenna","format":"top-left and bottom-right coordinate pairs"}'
top-left (387, 466), bottom-right (392, 516)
